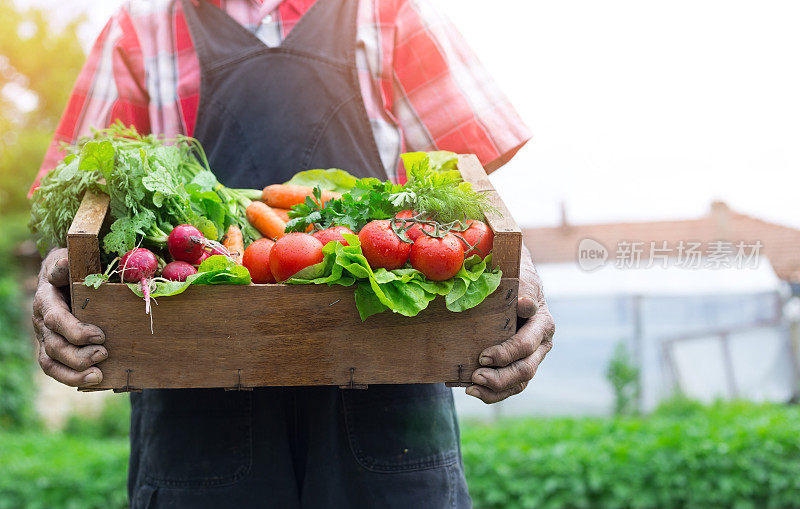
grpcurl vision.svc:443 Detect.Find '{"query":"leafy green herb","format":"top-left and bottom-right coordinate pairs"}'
top-left (287, 234), bottom-right (501, 320)
top-left (284, 151), bottom-right (492, 234)
top-left (285, 179), bottom-right (405, 233)
top-left (401, 152), bottom-right (492, 222)
top-left (29, 121), bottom-right (261, 256)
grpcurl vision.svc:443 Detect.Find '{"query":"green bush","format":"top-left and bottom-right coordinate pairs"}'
top-left (0, 273), bottom-right (36, 429)
top-left (0, 432), bottom-right (128, 509)
top-left (3, 401), bottom-right (800, 508)
top-left (63, 395), bottom-right (130, 439)
top-left (462, 400), bottom-right (800, 509)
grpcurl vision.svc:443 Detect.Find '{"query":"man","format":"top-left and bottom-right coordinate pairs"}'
top-left (31, 0), bottom-right (555, 507)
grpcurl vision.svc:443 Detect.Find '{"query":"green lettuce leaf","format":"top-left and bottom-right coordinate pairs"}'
top-left (126, 255), bottom-right (251, 298)
top-left (287, 233), bottom-right (501, 320)
top-left (285, 169), bottom-right (359, 193)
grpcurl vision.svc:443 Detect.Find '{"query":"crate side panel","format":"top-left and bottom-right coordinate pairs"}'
top-left (72, 280), bottom-right (518, 389)
top-left (456, 155), bottom-right (522, 278)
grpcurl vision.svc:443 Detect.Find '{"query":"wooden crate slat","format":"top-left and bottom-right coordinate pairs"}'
top-left (456, 154), bottom-right (522, 279)
top-left (73, 279), bottom-right (518, 389)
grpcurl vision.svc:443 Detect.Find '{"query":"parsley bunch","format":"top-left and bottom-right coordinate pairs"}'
top-left (285, 179), bottom-right (409, 233)
top-left (29, 122), bottom-right (261, 257)
top-left (284, 151), bottom-right (491, 234)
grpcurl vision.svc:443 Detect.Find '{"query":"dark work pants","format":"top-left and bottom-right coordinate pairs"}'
top-left (128, 385), bottom-right (471, 508)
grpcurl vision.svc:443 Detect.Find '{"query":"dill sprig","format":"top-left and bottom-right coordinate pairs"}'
top-left (403, 156), bottom-right (493, 223)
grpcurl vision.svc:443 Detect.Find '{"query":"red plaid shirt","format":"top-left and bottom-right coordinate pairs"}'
top-left (33, 0), bottom-right (530, 189)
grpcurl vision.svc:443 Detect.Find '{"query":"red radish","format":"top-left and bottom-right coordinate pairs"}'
top-left (207, 244), bottom-right (229, 257)
top-left (119, 248), bottom-right (159, 317)
top-left (312, 226), bottom-right (354, 246)
top-left (168, 224), bottom-right (205, 262)
top-left (120, 248), bottom-right (158, 283)
top-left (193, 251), bottom-right (210, 266)
top-left (162, 261), bottom-right (197, 282)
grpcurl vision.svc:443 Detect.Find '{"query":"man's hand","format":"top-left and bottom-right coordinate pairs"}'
top-left (467, 246), bottom-right (554, 403)
top-left (33, 248), bottom-right (106, 387)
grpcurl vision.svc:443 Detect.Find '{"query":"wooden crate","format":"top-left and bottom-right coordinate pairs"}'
top-left (68, 155), bottom-right (521, 391)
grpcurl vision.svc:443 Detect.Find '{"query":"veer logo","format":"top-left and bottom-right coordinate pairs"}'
top-left (577, 238), bottom-right (608, 271)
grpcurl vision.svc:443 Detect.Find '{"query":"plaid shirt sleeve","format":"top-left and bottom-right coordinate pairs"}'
top-left (390, 0), bottom-right (531, 171)
top-left (30, 4), bottom-right (149, 193)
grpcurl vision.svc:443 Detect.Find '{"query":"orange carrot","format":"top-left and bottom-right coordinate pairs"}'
top-left (223, 225), bottom-right (245, 265)
top-left (272, 208), bottom-right (291, 223)
top-left (246, 201), bottom-right (287, 240)
top-left (262, 184), bottom-right (341, 209)
top-left (273, 208), bottom-right (315, 232)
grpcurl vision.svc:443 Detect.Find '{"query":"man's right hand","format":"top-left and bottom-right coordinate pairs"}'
top-left (33, 248), bottom-right (106, 387)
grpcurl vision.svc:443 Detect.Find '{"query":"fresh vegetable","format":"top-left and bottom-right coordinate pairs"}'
top-left (246, 201), bottom-right (287, 240)
top-left (242, 238), bottom-right (276, 284)
top-left (410, 234), bottom-right (464, 281)
top-left (285, 152), bottom-right (491, 234)
top-left (272, 208), bottom-right (291, 223)
top-left (288, 234), bottom-right (501, 320)
top-left (285, 168), bottom-right (359, 193)
top-left (193, 251), bottom-right (209, 266)
top-left (167, 224), bottom-right (205, 263)
top-left (358, 220), bottom-right (412, 270)
top-left (120, 248), bottom-right (158, 284)
top-left (457, 220), bottom-right (494, 259)
top-left (29, 122), bottom-right (261, 258)
top-left (285, 181), bottom-right (403, 234)
top-left (400, 151), bottom-right (492, 223)
top-left (262, 184), bottom-right (341, 209)
top-left (119, 248), bottom-right (159, 317)
top-left (162, 261), bottom-right (197, 282)
top-left (269, 233), bottom-right (325, 282)
top-left (124, 256), bottom-right (251, 303)
top-left (395, 209), bottom-right (434, 241)
top-left (222, 225), bottom-right (244, 265)
top-left (312, 226), bottom-right (354, 246)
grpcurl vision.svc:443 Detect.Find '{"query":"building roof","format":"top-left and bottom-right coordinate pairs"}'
top-left (523, 202), bottom-right (800, 283)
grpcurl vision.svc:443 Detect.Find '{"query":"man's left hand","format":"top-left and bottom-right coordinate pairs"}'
top-left (467, 246), bottom-right (554, 403)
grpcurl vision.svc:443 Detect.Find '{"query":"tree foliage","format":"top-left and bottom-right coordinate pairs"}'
top-left (605, 341), bottom-right (641, 415)
top-left (0, 0), bottom-right (86, 214)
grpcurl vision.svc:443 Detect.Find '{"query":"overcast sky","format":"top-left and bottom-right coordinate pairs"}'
top-left (17, 0), bottom-right (800, 229)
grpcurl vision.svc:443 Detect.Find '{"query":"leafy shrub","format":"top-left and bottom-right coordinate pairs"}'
top-left (462, 401), bottom-right (800, 509)
top-left (0, 432), bottom-right (128, 509)
top-left (605, 341), bottom-right (640, 415)
top-left (0, 274), bottom-right (36, 428)
top-left (63, 395), bottom-right (130, 439)
top-left (3, 401), bottom-right (800, 508)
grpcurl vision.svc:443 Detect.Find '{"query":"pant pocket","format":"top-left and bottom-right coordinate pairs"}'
top-left (130, 483), bottom-right (157, 509)
top-left (341, 384), bottom-right (459, 472)
top-left (135, 389), bottom-right (253, 487)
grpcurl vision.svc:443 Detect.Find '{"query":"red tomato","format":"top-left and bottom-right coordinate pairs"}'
top-left (394, 209), bottom-right (434, 241)
top-left (312, 226), bottom-right (354, 246)
top-left (410, 234), bottom-right (464, 281)
top-left (242, 238), bottom-right (276, 283)
top-left (457, 220), bottom-right (494, 259)
top-left (269, 232), bottom-right (325, 282)
top-left (358, 220), bottom-right (412, 270)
